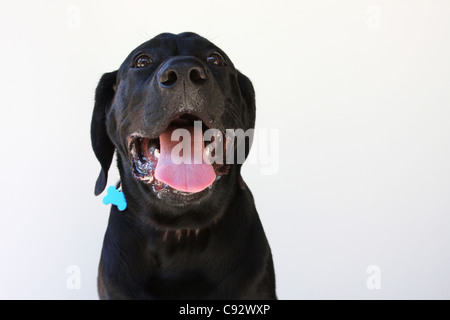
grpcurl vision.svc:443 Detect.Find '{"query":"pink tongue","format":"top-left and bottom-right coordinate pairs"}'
top-left (154, 126), bottom-right (216, 193)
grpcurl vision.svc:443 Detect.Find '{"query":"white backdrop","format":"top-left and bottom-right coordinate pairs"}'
top-left (0, 0), bottom-right (449, 299)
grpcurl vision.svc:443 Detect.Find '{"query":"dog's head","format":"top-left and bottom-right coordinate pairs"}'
top-left (91, 32), bottom-right (255, 228)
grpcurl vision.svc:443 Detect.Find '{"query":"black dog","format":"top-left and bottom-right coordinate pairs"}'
top-left (91, 32), bottom-right (276, 299)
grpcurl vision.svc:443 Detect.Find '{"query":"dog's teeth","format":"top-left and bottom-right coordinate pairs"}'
top-left (154, 149), bottom-right (160, 159)
top-left (143, 174), bottom-right (154, 183)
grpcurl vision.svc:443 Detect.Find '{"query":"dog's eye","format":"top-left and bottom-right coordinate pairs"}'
top-left (207, 52), bottom-right (225, 67)
top-left (134, 54), bottom-right (152, 68)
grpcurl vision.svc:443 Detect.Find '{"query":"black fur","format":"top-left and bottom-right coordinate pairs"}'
top-left (91, 32), bottom-right (276, 299)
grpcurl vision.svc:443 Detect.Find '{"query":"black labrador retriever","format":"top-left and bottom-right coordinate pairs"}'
top-left (91, 32), bottom-right (276, 299)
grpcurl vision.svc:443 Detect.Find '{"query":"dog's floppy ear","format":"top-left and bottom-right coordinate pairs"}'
top-left (91, 71), bottom-right (118, 196)
top-left (237, 70), bottom-right (256, 129)
top-left (235, 71), bottom-right (256, 166)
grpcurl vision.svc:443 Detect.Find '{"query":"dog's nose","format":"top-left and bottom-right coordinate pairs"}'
top-left (158, 57), bottom-right (208, 88)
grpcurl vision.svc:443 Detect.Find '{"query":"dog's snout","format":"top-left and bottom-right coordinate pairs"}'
top-left (158, 57), bottom-right (208, 88)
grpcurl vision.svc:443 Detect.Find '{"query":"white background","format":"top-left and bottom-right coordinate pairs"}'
top-left (0, 0), bottom-right (449, 299)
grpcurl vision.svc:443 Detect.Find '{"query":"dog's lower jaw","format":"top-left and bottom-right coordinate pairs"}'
top-left (115, 156), bottom-right (239, 233)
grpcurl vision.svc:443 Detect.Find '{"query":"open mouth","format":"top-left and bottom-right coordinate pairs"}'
top-left (127, 114), bottom-right (230, 196)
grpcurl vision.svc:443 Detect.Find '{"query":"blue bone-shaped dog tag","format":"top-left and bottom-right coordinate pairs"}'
top-left (103, 186), bottom-right (127, 211)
